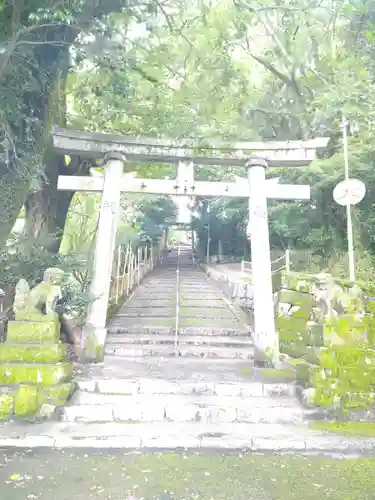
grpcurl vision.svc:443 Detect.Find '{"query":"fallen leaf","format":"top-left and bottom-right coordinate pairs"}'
top-left (9, 473), bottom-right (22, 481)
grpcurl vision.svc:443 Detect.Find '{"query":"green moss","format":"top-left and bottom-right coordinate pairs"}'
top-left (0, 343), bottom-right (67, 363)
top-left (283, 356), bottom-right (306, 367)
top-left (310, 421), bottom-right (375, 437)
top-left (15, 310), bottom-right (59, 323)
top-left (306, 323), bottom-right (324, 346)
top-left (14, 385), bottom-right (39, 417)
top-left (0, 363), bottom-right (73, 386)
top-left (323, 315), bottom-right (367, 345)
top-left (271, 271), bottom-right (282, 292)
top-left (7, 320), bottom-right (60, 343)
top-left (280, 340), bottom-right (320, 364)
top-left (259, 367), bottom-right (295, 381)
top-left (277, 316), bottom-right (307, 341)
top-left (319, 347), bottom-right (375, 370)
top-left (278, 289), bottom-right (313, 308)
top-left (295, 362), bottom-right (322, 387)
top-left (0, 393), bottom-right (13, 420)
top-left (282, 271), bottom-right (315, 291)
top-left (96, 344), bottom-right (104, 362)
top-left (39, 382), bottom-right (75, 406)
top-left (239, 366), bottom-right (253, 377)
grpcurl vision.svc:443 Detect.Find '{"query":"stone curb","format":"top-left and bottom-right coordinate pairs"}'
top-left (1, 434), bottom-right (375, 455)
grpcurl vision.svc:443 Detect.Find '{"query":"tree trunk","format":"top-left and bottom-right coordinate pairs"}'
top-left (0, 25), bottom-right (78, 252)
top-left (0, 169), bottom-right (29, 250)
top-left (23, 153), bottom-right (90, 253)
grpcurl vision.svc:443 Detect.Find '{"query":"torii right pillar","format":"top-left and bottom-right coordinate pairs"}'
top-left (246, 156), bottom-right (279, 367)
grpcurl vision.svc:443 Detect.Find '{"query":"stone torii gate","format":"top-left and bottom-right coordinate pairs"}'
top-left (52, 126), bottom-right (329, 365)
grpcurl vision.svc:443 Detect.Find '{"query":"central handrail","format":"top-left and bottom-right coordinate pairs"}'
top-left (174, 244), bottom-right (181, 352)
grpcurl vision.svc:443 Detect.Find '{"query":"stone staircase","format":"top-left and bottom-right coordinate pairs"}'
top-left (2, 246), bottom-right (375, 453)
top-left (50, 246), bottom-right (331, 450)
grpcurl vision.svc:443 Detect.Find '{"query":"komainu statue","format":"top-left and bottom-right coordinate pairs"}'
top-left (14, 268), bottom-right (65, 320)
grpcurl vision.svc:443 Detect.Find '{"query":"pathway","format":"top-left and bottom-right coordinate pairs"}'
top-left (1, 246), bottom-right (375, 454)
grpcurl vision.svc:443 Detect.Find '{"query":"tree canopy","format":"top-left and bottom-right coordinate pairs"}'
top-left (2, 0), bottom-right (375, 278)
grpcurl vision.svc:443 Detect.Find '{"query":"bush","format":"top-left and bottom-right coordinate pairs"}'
top-left (55, 280), bottom-right (93, 323)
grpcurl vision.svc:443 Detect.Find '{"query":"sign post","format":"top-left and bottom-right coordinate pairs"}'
top-left (335, 117), bottom-right (366, 281)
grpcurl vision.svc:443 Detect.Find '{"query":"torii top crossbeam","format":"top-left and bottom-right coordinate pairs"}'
top-left (52, 126), bottom-right (329, 167)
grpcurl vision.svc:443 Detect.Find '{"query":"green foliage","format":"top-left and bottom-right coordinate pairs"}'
top-left (3, 0), bottom-right (375, 278)
top-left (0, 239), bottom-right (85, 289)
top-left (137, 196), bottom-right (176, 244)
top-left (55, 279), bottom-right (92, 321)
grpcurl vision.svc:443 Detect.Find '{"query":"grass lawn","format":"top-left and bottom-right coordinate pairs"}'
top-left (310, 421), bottom-right (375, 437)
top-left (2, 450), bottom-right (375, 499)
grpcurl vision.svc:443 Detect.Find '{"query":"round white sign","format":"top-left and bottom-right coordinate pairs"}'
top-left (333, 178), bottom-right (366, 206)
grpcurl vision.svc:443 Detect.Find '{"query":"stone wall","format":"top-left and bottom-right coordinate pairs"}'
top-left (277, 272), bottom-right (375, 414)
top-left (204, 265), bottom-right (254, 309)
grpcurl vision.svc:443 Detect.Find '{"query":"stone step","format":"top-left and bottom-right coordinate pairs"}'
top-left (106, 326), bottom-right (248, 336)
top-left (123, 301), bottom-right (174, 307)
top-left (178, 318), bottom-right (241, 328)
top-left (179, 300), bottom-right (228, 306)
top-left (107, 326), bottom-right (175, 335)
top-left (109, 318), bottom-right (175, 327)
top-left (104, 344), bottom-right (254, 359)
top-left (105, 334), bottom-right (252, 348)
top-left (115, 311), bottom-right (175, 318)
top-left (81, 357), bottom-right (263, 383)
top-left (77, 379), bottom-right (295, 398)
top-left (180, 294), bottom-right (224, 300)
top-left (61, 393), bottom-right (307, 424)
top-left (3, 421), bottom-right (374, 453)
top-left (133, 294), bottom-right (176, 300)
top-left (178, 312), bottom-right (235, 319)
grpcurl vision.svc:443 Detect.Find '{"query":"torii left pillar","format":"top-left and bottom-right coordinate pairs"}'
top-left (246, 156), bottom-right (279, 367)
top-left (82, 152), bottom-right (125, 362)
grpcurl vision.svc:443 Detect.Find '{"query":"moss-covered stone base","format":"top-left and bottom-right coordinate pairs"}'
top-left (0, 363), bottom-right (72, 386)
top-left (0, 343), bottom-right (67, 363)
top-left (7, 320), bottom-right (60, 343)
top-left (0, 382), bottom-right (76, 420)
top-left (0, 311), bottom-right (75, 421)
top-left (0, 392), bottom-right (13, 420)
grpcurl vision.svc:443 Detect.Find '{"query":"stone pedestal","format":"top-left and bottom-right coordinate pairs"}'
top-left (0, 313), bottom-right (74, 420)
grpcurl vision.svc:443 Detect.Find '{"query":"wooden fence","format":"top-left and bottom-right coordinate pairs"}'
top-left (109, 241), bottom-right (163, 306)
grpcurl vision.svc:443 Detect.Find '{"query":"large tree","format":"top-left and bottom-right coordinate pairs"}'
top-left (0, 0), bottom-right (172, 252)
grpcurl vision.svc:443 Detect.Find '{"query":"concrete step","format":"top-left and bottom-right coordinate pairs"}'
top-left (105, 334), bottom-right (252, 348)
top-left (61, 392), bottom-right (307, 424)
top-left (104, 343), bottom-right (254, 359)
top-left (77, 379), bottom-right (295, 398)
